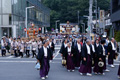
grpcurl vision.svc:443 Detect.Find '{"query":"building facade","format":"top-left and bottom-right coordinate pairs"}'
top-left (110, 0), bottom-right (120, 31)
top-left (0, 0), bottom-right (50, 38)
top-left (105, 11), bottom-right (113, 38)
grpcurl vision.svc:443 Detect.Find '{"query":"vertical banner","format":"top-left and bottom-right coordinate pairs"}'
top-left (100, 10), bottom-right (105, 22)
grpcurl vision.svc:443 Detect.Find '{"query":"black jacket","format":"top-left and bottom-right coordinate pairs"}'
top-left (59, 43), bottom-right (67, 56)
top-left (50, 42), bottom-right (55, 52)
top-left (64, 47), bottom-right (75, 63)
top-left (81, 44), bottom-right (93, 65)
top-left (37, 47), bottom-right (52, 69)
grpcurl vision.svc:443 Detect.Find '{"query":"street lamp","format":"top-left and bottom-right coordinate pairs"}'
top-left (25, 6), bottom-right (35, 37)
top-left (55, 20), bottom-right (60, 33)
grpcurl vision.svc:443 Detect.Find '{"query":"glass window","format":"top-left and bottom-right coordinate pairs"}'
top-left (2, 0), bottom-right (12, 13)
top-left (0, 15), bottom-right (1, 25)
top-left (0, 0), bottom-right (1, 13)
top-left (9, 14), bottom-right (12, 25)
top-left (3, 15), bottom-right (9, 25)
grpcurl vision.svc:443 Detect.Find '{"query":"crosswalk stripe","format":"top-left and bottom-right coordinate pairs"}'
top-left (0, 61), bottom-right (36, 63)
top-left (53, 50), bottom-right (60, 60)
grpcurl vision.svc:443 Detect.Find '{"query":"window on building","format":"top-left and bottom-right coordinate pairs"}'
top-left (9, 14), bottom-right (12, 25)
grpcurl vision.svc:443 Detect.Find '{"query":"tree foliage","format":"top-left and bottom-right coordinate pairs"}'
top-left (115, 31), bottom-right (120, 42)
top-left (43, 0), bottom-right (110, 30)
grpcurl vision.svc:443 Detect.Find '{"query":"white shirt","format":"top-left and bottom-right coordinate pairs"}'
top-left (70, 41), bottom-right (72, 46)
top-left (92, 44), bottom-right (95, 53)
top-left (86, 44), bottom-right (90, 55)
top-left (64, 43), bottom-right (67, 48)
top-left (20, 44), bottom-right (24, 52)
top-left (96, 43), bottom-right (99, 47)
top-left (38, 41), bottom-right (42, 48)
top-left (49, 42), bottom-right (52, 47)
top-left (12, 41), bottom-right (18, 49)
top-left (32, 42), bottom-right (37, 50)
top-left (9, 39), bottom-right (11, 43)
top-left (111, 42), bottom-right (116, 50)
top-left (77, 43), bottom-right (81, 52)
top-left (1, 40), bottom-right (4, 46)
top-left (102, 45), bottom-right (105, 56)
top-left (43, 46), bottom-right (48, 57)
top-left (68, 47), bottom-right (71, 55)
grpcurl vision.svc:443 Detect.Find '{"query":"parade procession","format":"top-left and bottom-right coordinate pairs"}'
top-left (0, 33), bottom-right (120, 80)
top-left (1, 0), bottom-right (120, 80)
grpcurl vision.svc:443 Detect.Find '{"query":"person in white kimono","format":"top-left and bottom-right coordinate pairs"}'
top-left (32, 39), bottom-right (37, 58)
top-left (11, 39), bottom-right (18, 57)
top-left (19, 42), bottom-right (24, 58)
top-left (26, 40), bottom-right (31, 57)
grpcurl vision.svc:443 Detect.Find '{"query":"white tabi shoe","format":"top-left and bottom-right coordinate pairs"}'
top-left (41, 77), bottom-right (45, 80)
top-left (111, 65), bottom-right (115, 68)
top-left (72, 70), bottom-right (75, 72)
top-left (80, 73), bottom-right (83, 76)
top-left (102, 73), bottom-right (105, 75)
top-left (46, 75), bottom-right (48, 78)
top-left (86, 73), bottom-right (92, 76)
top-left (118, 76), bottom-right (120, 79)
top-left (99, 73), bottom-right (105, 75)
top-left (68, 70), bottom-right (70, 72)
top-left (104, 69), bottom-right (110, 72)
top-left (94, 72), bottom-right (98, 75)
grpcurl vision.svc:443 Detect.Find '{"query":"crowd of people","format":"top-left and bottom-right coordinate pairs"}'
top-left (1, 34), bottom-right (120, 79)
top-left (0, 34), bottom-right (56, 58)
top-left (59, 35), bottom-right (120, 79)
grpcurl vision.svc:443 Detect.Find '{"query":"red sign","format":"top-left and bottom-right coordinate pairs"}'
top-left (24, 28), bottom-right (27, 32)
top-left (39, 28), bottom-right (41, 31)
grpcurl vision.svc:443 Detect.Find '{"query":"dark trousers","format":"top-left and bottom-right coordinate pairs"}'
top-left (2, 49), bottom-right (6, 56)
top-left (108, 50), bottom-right (115, 65)
top-left (103, 56), bottom-right (106, 70)
top-left (14, 50), bottom-right (18, 57)
top-left (19, 52), bottom-right (23, 57)
top-left (32, 50), bottom-right (36, 57)
top-left (18, 50), bottom-right (20, 56)
top-left (26, 50), bottom-right (30, 57)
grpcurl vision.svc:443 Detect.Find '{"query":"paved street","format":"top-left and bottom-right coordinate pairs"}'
top-left (0, 45), bottom-right (120, 80)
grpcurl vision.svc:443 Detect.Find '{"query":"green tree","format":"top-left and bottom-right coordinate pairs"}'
top-left (43, 0), bottom-right (110, 31)
top-left (115, 31), bottom-right (120, 42)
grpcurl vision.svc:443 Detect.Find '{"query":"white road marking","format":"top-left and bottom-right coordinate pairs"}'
top-left (51, 62), bottom-right (61, 63)
top-left (114, 64), bottom-right (120, 66)
top-left (0, 57), bottom-right (36, 60)
top-left (53, 50), bottom-right (60, 60)
top-left (55, 48), bottom-right (61, 49)
top-left (0, 61), bottom-right (36, 63)
top-left (54, 58), bottom-right (62, 60)
top-left (0, 60), bottom-right (61, 64)
top-left (7, 56), bottom-right (14, 58)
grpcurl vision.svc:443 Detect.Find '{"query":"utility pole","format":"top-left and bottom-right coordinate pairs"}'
top-left (95, 0), bottom-right (98, 34)
top-left (78, 11), bottom-right (80, 32)
top-left (88, 0), bottom-right (93, 39)
top-left (98, 7), bottom-right (100, 34)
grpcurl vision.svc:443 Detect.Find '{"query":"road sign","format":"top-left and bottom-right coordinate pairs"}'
top-left (52, 28), bottom-right (54, 31)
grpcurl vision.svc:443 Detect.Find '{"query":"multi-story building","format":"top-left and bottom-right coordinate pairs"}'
top-left (110, 0), bottom-right (120, 31)
top-left (105, 11), bottom-right (113, 38)
top-left (0, 0), bottom-right (50, 38)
